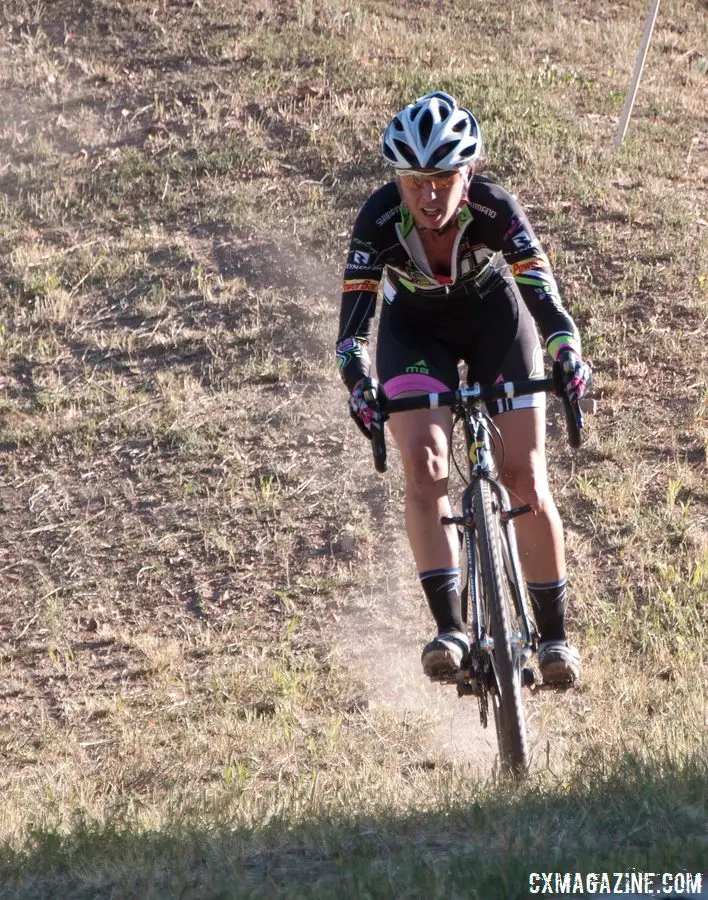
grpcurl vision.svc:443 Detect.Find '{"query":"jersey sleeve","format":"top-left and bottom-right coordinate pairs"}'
top-left (336, 193), bottom-right (391, 391)
top-left (485, 186), bottom-right (582, 360)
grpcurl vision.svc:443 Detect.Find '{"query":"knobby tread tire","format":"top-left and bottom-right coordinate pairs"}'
top-left (472, 478), bottom-right (529, 774)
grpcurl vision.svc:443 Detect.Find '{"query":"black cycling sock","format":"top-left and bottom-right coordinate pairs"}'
top-left (527, 578), bottom-right (567, 642)
top-left (419, 568), bottom-right (464, 634)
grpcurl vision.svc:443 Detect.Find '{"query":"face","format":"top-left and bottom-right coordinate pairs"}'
top-left (396, 168), bottom-right (468, 231)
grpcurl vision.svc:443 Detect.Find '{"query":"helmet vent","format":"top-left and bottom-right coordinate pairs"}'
top-left (429, 141), bottom-right (457, 166)
top-left (418, 109), bottom-right (434, 145)
top-left (393, 139), bottom-right (418, 166)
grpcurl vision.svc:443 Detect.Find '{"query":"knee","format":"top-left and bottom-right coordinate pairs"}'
top-left (402, 441), bottom-right (449, 499)
top-left (501, 462), bottom-right (551, 512)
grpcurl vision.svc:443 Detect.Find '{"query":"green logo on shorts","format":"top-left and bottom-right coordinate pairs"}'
top-left (406, 359), bottom-right (430, 375)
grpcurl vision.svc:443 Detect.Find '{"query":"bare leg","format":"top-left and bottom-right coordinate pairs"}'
top-left (387, 404), bottom-right (469, 674)
top-left (491, 406), bottom-right (565, 583)
top-left (387, 405), bottom-right (457, 572)
top-left (492, 405), bottom-right (580, 682)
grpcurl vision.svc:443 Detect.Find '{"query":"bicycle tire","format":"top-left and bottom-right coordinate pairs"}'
top-left (472, 478), bottom-right (529, 774)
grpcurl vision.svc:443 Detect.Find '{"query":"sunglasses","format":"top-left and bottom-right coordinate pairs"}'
top-left (396, 169), bottom-right (460, 189)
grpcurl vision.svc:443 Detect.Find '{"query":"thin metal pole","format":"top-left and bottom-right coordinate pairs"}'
top-left (614, 0), bottom-right (662, 148)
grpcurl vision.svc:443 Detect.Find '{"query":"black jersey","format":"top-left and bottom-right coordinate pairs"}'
top-left (336, 175), bottom-right (580, 390)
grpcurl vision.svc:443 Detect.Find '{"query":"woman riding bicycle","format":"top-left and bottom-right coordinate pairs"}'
top-left (336, 91), bottom-right (590, 685)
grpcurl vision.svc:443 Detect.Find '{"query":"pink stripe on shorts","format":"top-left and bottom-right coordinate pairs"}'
top-left (384, 373), bottom-right (450, 398)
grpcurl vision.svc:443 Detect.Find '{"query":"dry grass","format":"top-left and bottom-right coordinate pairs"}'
top-left (0, 0), bottom-right (706, 897)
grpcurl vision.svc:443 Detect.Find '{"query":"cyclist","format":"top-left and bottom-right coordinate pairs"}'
top-left (336, 91), bottom-right (590, 685)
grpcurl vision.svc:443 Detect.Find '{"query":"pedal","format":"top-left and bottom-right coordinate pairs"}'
top-left (501, 504), bottom-right (532, 522)
top-left (428, 671), bottom-right (460, 685)
top-left (441, 515), bottom-right (466, 526)
top-left (429, 668), bottom-right (482, 696)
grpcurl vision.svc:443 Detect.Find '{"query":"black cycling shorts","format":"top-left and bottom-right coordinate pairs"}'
top-left (375, 275), bottom-right (544, 414)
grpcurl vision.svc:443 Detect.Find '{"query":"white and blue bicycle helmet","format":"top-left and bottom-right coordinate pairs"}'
top-left (382, 91), bottom-right (482, 169)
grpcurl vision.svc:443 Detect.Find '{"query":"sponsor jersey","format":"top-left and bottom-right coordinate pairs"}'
top-left (336, 175), bottom-right (580, 388)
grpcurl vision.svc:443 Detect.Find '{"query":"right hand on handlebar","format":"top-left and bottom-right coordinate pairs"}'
top-left (552, 354), bottom-right (590, 448)
top-left (556, 350), bottom-right (592, 404)
top-left (349, 377), bottom-right (387, 440)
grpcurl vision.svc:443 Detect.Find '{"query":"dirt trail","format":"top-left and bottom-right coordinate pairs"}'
top-left (331, 507), bottom-right (502, 773)
top-left (272, 238), bottom-right (516, 775)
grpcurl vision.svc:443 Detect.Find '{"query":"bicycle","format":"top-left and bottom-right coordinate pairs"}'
top-left (366, 367), bottom-right (583, 775)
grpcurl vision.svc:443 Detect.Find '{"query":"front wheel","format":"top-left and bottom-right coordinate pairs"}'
top-left (472, 478), bottom-right (529, 775)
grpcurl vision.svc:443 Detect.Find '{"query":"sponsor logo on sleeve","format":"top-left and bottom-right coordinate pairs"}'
top-left (511, 258), bottom-right (542, 275)
top-left (343, 278), bottom-right (380, 293)
top-left (469, 202), bottom-right (497, 219)
top-left (351, 250), bottom-right (372, 265)
top-left (511, 230), bottom-right (534, 251)
top-left (375, 206), bottom-right (400, 227)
